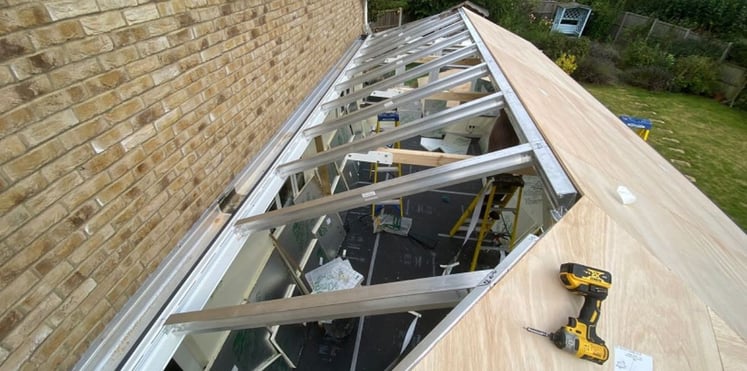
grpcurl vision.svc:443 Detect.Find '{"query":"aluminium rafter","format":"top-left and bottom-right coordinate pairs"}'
top-left (322, 45), bottom-right (478, 111)
top-left (281, 93), bottom-right (504, 177)
top-left (345, 30), bottom-right (471, 77)
top-left (357, 13), bottom-right (461, 59)
top-left (393, 234), bottom-right (540, 370)
top-left (458, 9), bottom-right (577, 212)
top-left (87, 37), bottom-right (370, 371)
top-left (352, 21), bottom-right (467, 68)
top-left (164, 270), bottom-right (488, 334)
top-left (236, 143), bottom-right (534, 233)
top-left (365, 13), bottom-right (447, 47)
top-left (309, 63), bottom-right (489, 134)
top-left (338, 32), bottom-right (473, 90)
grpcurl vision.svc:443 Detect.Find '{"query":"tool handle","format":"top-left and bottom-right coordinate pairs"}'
top-left (579, 297), bottom-right (604, 344)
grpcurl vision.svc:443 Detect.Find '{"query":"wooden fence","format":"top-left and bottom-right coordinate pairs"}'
top-left (610, 11), bottom-right (743, 103)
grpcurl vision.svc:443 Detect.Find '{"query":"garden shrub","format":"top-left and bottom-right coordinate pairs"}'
top-left (530, 31), bottom-right (591, 61)
top-left (555, 53), bottom-right (578, 74)
top-left (664, 37), bottom-right (727, 59)
top-left (622, 40), bottom-right (675, 69)
top-left (573, 42), bottom-right (621, 84)
top-left (671, 55), bottom-right (719, 95)
top-left (725, 39), bottom-right (747, 68)
top-left (623, 66), bottom-right (674, 91)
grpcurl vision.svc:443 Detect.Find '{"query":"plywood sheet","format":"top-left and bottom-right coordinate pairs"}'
top-left (709, 307), bottom-right (747, 370)
top-left (415, 198), bottom-right (723, 370)
top-left (465, 10), bottom-right (747, 339)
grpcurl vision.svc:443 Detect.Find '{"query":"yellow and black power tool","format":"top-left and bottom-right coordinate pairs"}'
top-left (526, 262), bottom-right (612, 365)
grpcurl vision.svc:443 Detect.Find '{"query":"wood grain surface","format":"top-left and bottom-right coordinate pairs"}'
top-left (415, 198), bottom-right (725, 370)
top-left (463, 10), bottom-right (747, 339)
top-left (410, 9), bottom-right (747, 370)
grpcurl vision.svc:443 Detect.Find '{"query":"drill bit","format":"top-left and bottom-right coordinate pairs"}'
top-left (524, 326), bottom-right (551, 337)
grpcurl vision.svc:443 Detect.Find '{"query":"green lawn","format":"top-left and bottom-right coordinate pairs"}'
top-left (584, 85), bottom-right (747, 231)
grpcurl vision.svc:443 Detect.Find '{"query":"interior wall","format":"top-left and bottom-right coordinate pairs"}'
top-left (0, 0), bottom-right (363, 368)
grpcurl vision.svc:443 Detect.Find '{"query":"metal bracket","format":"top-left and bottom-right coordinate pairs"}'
top-left (346, 151), bottom-right (393, 165)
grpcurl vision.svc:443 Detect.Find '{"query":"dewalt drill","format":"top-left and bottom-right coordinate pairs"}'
top-left (526, 263), bottom-right (612, 365)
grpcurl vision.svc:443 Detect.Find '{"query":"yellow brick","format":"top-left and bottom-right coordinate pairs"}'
top-left (2, 294), bottom-right (61, 349)
top-left (97, 0), bottom-right (138, 11)
top-left (67, 224), bottom-right (114, 264)
top-left (110, 25), bottom-right (149, 47)
top-left (48, 58), bottom-right (103, 90)
top-left (103, 97), bottom-right (144, 124)
top-left (95, 171), bottom-right (135, 205)
top-left (79, 144), bottom-right (125, 178)
top-left (108, 146), bottom-right (145, 178)
top-left (45, 0), bottom-right (98, 20)
top-left (0, 135), bottom-right (26, 164)
top-left (73, 92), bottom-right (121, 122)
top-left (19, 109), bottom-right (79, 147)
top-left (61, 171), bottom-right (110, 210)
top-left (137, 36), bottom-right (170, 56)
top-left (2, 323), bottom-right (52, 367)
top-left (97, 45), bottom-right (138, 69)
top-left (25, 172), bottom-right (83, 214)
top-left (79, 10), bottom-right (126, 35)
top-left (123, 4), bottom-right (159, 25)
top-left (28, 19), bottom-right (85, 49)
top-left (48, 278), bottom-right (96, 327)
top-left (91, 123), bottom-right (133, 154)
top-left (0, 271), bottom-right (38, 315)
top-left (10, 48), bottom-right (66, 80)
top-left (65, 35), bottom-right (115, 63)
top-left (0, 31), bottom-right (35, 63)
top-left (116, 74), bottom-right (153, 101)
top-left (2, 139), bottom-right (66, 181)
top-left (18, 260), bottom-right (73, 315)
top-left (0, 4), bottom-right (52, 34)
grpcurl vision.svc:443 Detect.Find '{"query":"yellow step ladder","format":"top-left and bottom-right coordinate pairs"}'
top-left (372, 111), bottom-right (404, 218)
top-left (449, 174), bottom-right (524, 271)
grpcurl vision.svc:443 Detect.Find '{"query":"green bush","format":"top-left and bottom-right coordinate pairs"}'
top-left (622, 40), bottom-right (675, 69)
top-left (623, 66), bottom-right (674, 91)
top-left (664, 37), bottom-right (727, 59)
top-left (574, 42), bottom-right (621, 84)
top-left (671, 55), bottom-right (720, 95)
top-left (529, 32), bottom-right (591, 61)
top-left (726, 39), bottom-right (747, 68)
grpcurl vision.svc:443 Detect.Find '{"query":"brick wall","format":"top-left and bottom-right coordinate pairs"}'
top-left (0, 0), bottom-right (363, 368)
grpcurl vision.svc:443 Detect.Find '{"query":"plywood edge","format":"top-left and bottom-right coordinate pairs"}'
top-left (708, 307), bottom-right (747, 370)
top-left (414, 198), bottom-right (723, 370)
top-left (464, 8), bottom-right (747, 341)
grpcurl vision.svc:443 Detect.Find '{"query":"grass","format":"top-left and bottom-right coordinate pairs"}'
top-left (584, 84), bottom-right (747, 231)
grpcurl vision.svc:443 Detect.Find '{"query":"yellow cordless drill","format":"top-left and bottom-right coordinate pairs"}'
top-left (526, 263), bottom-right (612, 365)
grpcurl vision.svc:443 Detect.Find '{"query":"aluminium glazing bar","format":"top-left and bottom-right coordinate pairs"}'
top-left (338, 32), bottom-right (473, 90)
top-left (323, 46), bottom-right (478, 110)
top-left (353, 21), bottom-right (466, 67)
top-left (164, 271), bottom-right (488, 334)
top-left (458, 9), bottom-right (577, 211)
top-left (236, 143), bottom-right (534, 233)
top-left (366, 13), bottom-right (447, 47)
top-left (359, 13), bottom-right (461, 57)
top-left (345, 30), bottom-right (471, 77)
top-left (281, 93), bottom-right (504, 177)
top-left (393, 234), bottom-right (540, 370)
top-left (309, 63), bottom-right (489, 135)
top-left (107, 37), bottom-right (369, 371)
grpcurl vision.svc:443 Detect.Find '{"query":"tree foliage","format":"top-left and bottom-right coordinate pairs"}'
top-left (625, 0), bottom-right (747, 39)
